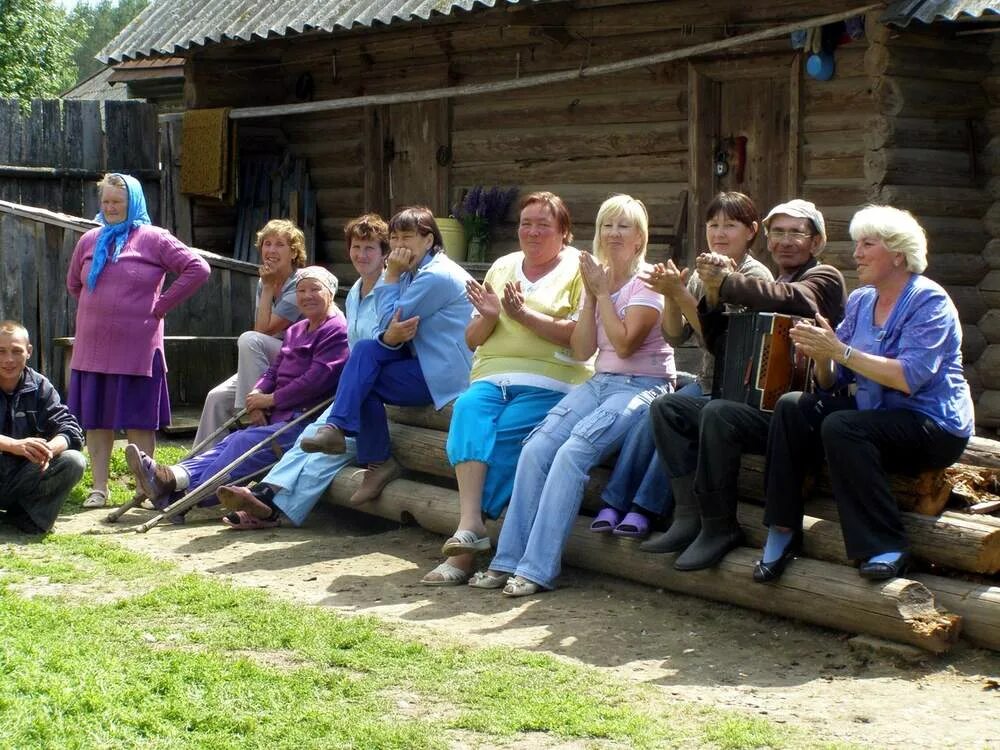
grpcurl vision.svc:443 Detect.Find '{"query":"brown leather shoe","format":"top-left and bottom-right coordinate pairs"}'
top-left (300, 425), bottom-right (347, 454)
top-left (349, 457), bottom-right (402, 505)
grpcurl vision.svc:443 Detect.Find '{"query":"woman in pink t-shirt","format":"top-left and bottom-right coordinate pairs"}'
top-left (471, 195), bottom-right (675, 596)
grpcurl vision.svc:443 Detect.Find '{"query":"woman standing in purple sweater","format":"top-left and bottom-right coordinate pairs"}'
top-left (66, 173), bottom-right (210, 508)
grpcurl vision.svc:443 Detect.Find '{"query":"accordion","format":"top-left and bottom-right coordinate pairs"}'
top-left (718, 312), bottom-right (812, 412)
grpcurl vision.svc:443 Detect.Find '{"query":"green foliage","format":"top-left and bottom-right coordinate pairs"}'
top-left (0, 0), bottom-right (81, 101)
top-left (69, 0), bottom-right (149, 81)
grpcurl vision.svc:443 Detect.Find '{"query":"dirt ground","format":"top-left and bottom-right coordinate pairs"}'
top-left (49, 500), bottom-right (1000, 749)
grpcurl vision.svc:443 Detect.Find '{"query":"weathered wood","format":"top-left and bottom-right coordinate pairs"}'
top-left (220, 5), bottom-right (881, 121)
top-left (384, 419), bottom-right (1000, 575)
top-left (976, 390), bottom-right (1000, 429)
top-left (876, 184), bottom-right (989, 220)
top-left (979, 270), bottom-right (1000, 310)
top-left (865, 43), bottom-right (990, 83)
top-left (864, 116), bottom-right (976, 152)
top-left (975, 344), bottom-right (1000, 391)
top-left (925, 255), bottom-right (990, 288)
top-left (963, 323), bottom-right (989, 364)
top-left (913, 573), bottom-right (1000, 652)
top-left (979, 309), bottom-right (1000, 344)
top-left (324, 473), bottom-right (961, 653)
top-left (948, 285), bottom-right (987, 324)
top-left (874, 76), bottom-right (988, 119)
top-left (864, 148), bottom-right (975, 188)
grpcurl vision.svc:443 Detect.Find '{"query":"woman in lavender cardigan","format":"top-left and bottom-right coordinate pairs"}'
top-left (67, 173), bottom-right (210, 508)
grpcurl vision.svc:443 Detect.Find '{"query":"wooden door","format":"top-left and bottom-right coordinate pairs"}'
top-left (383, 100), bottom-right (451, 216)
top-left (688, 57), bottom-right (799, 264)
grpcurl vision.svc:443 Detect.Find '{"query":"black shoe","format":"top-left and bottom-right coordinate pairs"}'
top-left (858, 552), bottom-right (910, 581)
top-left (673, 520), bottom-right (744, 571)
top-left (752, 529), bottom-right (803, 583)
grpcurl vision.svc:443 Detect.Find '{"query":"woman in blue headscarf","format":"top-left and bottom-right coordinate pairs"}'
top-left (67, 173), bottom-right (210, 508)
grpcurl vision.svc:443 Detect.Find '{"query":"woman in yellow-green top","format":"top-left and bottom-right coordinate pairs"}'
top-left (421, 192), bottom-right (592, 585)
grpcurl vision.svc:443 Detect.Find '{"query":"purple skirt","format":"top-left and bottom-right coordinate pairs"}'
top-left (69, 350), bottom-right (171, 431)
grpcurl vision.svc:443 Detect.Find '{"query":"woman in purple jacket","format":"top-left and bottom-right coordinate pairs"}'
top-left (124, 266), bottom-right (349, 518)
top-left (67, 173), bottom-right (210, 508)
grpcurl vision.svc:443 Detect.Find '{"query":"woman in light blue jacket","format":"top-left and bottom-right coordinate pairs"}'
top-left (300, 206), bottom-right (473, 504)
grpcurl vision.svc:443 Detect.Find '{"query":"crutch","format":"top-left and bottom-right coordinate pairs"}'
top-left (104, 408), bottom-right (251, 523)
top-left (130, 398), bottom-right (333, 533)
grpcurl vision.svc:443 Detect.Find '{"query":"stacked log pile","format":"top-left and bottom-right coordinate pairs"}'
top-left (979, 36), bottom-right (1000, 429)
top-left (322, 405), bottom-right (1000, 654)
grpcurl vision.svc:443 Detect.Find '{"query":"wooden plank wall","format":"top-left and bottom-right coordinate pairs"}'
top-left (0, 99), bottom-right (160, 222)
top-left (0, 202), bottom-right (258, 398)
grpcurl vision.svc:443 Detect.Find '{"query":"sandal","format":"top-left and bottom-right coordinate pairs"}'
top-left (468, 570), bottom-right (509, 589)
top-left (502, 575), bottom-right (541, 598)
top-left (221, 510), bottom-right (280, 530)
top-left (613, 511), bottom-right (652, 540)
top-left (421, 561), bottom-right (471, 586)
top-left (82, 489), bottom-right (108, 509)
top-left (589, 506), bottom-right (622, 533)
top-left (441, 529), bottom-right (491, 556)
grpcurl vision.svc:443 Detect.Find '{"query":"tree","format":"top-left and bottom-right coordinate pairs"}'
top-left (70, 0), bottom-right (149, 81)
top-left (0, 0), bottom-right (80, 100)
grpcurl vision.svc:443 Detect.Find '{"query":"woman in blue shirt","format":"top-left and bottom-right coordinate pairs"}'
top-left (756, 205), bottom-right (973, 582)
top-left (299, 207), bottom-right (473, 504)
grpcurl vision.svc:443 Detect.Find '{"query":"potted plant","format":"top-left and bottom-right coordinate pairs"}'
top-left (453, 185), bottom-right (518, 263)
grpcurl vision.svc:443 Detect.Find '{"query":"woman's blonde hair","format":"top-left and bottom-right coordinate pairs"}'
top-left (592, 194), bottom-right (649, 277)
top-left (257, 219), bottom-right (307, 268)
top-left (849, 205), bottom-right (927, 274)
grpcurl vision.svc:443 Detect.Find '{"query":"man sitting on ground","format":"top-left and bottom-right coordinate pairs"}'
top-left (0, 321), bottom-right (86, 534)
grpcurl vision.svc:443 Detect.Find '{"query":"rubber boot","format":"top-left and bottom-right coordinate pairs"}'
top-left (639, 474), bottom-right (699, 554)
top-left (673, 513), bottom-right (744, 571)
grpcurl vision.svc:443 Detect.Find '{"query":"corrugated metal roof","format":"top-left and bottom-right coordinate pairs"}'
top-left (882, 0), bottom-right (1000, 26)
top-left (100, 0), bottom-right (543, 63)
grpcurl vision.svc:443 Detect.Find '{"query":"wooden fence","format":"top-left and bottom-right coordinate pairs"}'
top-left (0, 200), bottom-right (259, 403)
top-left (0, 99), bottom-right (160, 223)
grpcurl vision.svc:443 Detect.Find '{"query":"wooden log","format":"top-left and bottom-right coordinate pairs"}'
top-left (975, 344), bottom-right (1000, 391)
top-left (873, 76), bottom-right (988, 119)
top-left (737, 454), bottom-right (952, 516)
top-left (865, 43), bottom-right (990, 83)
top-left (979, 309), bottom-right (1000, 344)
top-left (737, 501), bottom-right (1000, 577)
top-left (450, 152), bottom-right (689, 186)
top-left (925, 255), bottom-right (990, 288)
top-left (948, 285), bottom-right (987, 324)
top-left (985, 238), bottom-right (1000, 270)
top-left (963, 323), bottom-right (989, 364)
top-left (384, 420), bottom-right (1000, 575)
top-left (912, 574), bottom-right (1000, 652)
top-left (324, 473), bottom-right (961, 653)
top-left (980, 270), bottom-right (1000, 310)
top-left (451, 122), bottom-right (687, 163)
top-left (864, 148), bottom-right (975, 188)
top-left (800, 179), bottom-right (874, 209)
top-left (876, 184), bottom-right (989, 220)
top-left (976, 390), bottom-right (1000, 429)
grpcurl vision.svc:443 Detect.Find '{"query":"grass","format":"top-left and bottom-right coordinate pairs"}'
top-left (0, 535), bottom-right (851, 750)
top-left (1, 445), bottom-right (851, 749)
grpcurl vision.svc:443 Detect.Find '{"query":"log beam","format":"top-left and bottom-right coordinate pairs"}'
top-left (324, 473), bottom-right (962, 654)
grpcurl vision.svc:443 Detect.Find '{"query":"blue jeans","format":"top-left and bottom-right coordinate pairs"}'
top-left (489, 372), bottom-right (669, 589)
top-left (326, 339), bottom-right (433, 464)
top-left (446, 381), bottom-right (565, 519)
top-left (266, 401), bottom-right (357, 526)
top-left (601, 380), bottom-right (705, 515)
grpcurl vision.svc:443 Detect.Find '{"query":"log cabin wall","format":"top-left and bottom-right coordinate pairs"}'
top-left (978, 35), bottom-right (1000, 429)
top-left (864, 21), bottom-right (993, 429)
top-left (170, 2), bottom-right (1000, 431)
top-left (177, 0), bottom-right (851, 280)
